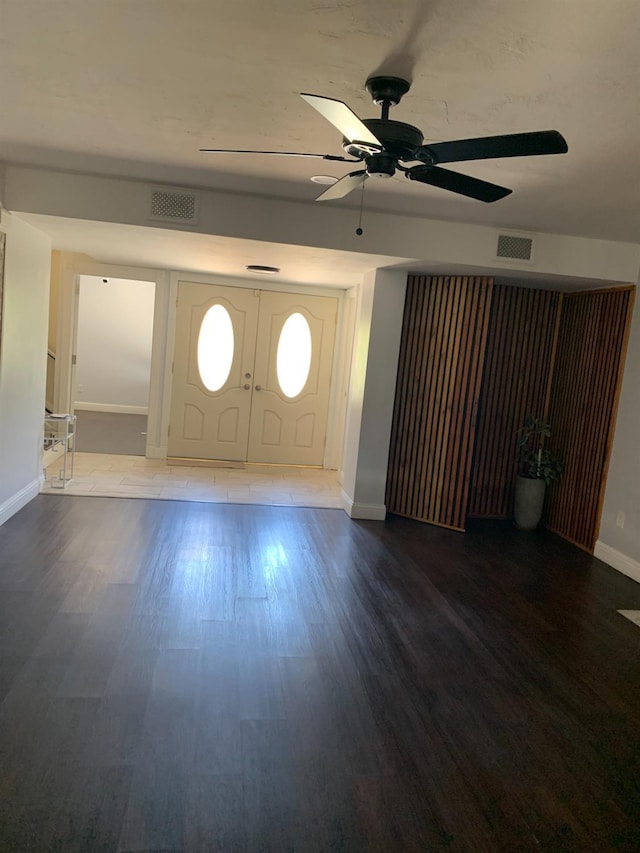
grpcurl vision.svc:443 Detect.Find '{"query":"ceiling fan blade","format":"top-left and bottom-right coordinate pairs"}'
top-left (199, 147), bottom-right (356, 161)
top-left (416, 130), bottom-right (568, 165)
top-left (315, 170), bottom-right (368, 201)
top-left (407, 165), bottom-right (512, 203)
top-left (300, 93), bottom-right (382, 147)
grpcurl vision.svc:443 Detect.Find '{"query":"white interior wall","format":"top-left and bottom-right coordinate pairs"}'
top-left (75, 275), bottom-right (155, 412)
top-left (0, 214), bottom-right (51, 524)
top-left (341, 269), bottom-right (407, 519)
top-left (6, 165), bottom-right (640, 285)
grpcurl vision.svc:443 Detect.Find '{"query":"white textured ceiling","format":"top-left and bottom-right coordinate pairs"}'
top-left (1, 0), bottom-right (639, 248)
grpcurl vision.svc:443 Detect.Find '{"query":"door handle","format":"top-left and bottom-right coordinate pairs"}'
top-left (243, 384), bottom-right (251, 390)
top-left (255, 384), bottom-right (262, 391)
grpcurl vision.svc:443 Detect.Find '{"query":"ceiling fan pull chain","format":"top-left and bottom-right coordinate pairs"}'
top-left (356, 181), bottom-right (365, 236)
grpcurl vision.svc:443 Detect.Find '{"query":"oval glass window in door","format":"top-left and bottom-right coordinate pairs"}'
top-left (197, 304), bottom-right (234, 391)
top-left (277, 312), bottom-right (312, 398)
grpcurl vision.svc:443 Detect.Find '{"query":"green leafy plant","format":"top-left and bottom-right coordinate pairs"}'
top-left (516, 415), bottom-right (565, 485)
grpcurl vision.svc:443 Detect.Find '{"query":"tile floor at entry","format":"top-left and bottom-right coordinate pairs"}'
top-left (42, 452), bottom-right (343, 508)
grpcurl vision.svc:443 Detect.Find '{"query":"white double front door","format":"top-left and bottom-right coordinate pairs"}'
top-left (168, 281), bottom-right (338, 465)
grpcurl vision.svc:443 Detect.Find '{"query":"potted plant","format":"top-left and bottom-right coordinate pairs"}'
top-left (514, 415), bottom-right (564, 530)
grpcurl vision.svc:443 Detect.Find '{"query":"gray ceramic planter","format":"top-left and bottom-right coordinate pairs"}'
top-left (514, 475), bottom-right (546, 530)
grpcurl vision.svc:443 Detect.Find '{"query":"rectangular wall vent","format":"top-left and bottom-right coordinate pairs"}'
top-left (149, 188), bottom-right (199, 224)
top-left (496, 233), bottom-right (533, 261)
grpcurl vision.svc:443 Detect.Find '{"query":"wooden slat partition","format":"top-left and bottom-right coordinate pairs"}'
top-left (546, 287), bottom-right (634, 551)
top-left (386, 275), bottom-right (493, 530)
top-left (468, 285), bottom-right (562, 518)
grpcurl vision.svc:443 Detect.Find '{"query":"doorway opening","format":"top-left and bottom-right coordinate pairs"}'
top-left (74, 275), bottom-right (156, 456)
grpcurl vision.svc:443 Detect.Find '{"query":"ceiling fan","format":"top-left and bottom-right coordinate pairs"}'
top-left (201, 76), bottom-right (568, 203)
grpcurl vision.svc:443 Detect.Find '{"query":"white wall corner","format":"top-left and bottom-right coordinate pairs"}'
top-left (341, 489), bottom-right (354, 516)
top-left (594, 540), bottom-right (640, 585)
top-left (0, 479), bottom-right (41, 527)
top-left (341, 490), bottom-right (386, 521)
top-left (341, 268), bottom-right (407, 512)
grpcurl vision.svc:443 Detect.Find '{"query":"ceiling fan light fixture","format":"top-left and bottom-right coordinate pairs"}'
top-left (246, 264), bottom-right (280, 275)
top-left (310, 175), bottom-right (338, 185)
top-left (366, 152), bottom-right (396, 178)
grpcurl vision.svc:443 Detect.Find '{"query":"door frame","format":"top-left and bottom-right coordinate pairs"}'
top-left (163, 272), bottom-right (349, 469)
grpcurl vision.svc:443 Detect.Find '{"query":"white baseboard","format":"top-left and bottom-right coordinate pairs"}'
top-left (341, 491), bottom-right (386, 520)
top-left (341, 491), bottom-right (354, 516)
top-left (145, 445), bottom-right (167, 460)
top-left (594, 540), bottom-right (640, 585)
top-left (74, 402), bottom-right (149, 415)
top-left (0, 478), bottom-right (41, 527)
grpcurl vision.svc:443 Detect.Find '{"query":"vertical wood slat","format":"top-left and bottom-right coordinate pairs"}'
top-left (386, 275), bottom-right (422, 516)
top-left (386, 275), bottom-right (493, 530)
top-left (551, 291), bottom-right (597, 546)
top-left (456, 280), bottom-right (494, 526)
top-left (443, 279), bottom-right (476, 524)
top-left (468, 285), bottom-right (562, 518)
top-left (546, 287), bottom-right (634, 551)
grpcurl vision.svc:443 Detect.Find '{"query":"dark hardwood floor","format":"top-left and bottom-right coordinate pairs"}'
top-left (1, 496), bottom-right (640, 852)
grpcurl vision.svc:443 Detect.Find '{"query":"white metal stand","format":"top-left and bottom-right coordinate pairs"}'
top-left (44, 414), bottom-right (77, 488)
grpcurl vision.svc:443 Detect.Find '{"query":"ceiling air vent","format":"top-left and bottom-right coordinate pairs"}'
top-left (496, 233), bottom-right (534, 262)
top-left (148, 188), bottom-right (199, 225)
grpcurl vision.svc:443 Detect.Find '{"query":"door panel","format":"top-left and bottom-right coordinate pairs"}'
top-left (169, 283), bottom-right (337, 465)
top-left (247, 291), bottom-right (337, 465)
top-left (183, 403), bottom-right (205, 440)
top-left (168, 282), bottom-right (259, 460)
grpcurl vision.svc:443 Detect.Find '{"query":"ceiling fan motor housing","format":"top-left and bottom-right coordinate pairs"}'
top-left (342, 119), bottom-right (424, 162)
